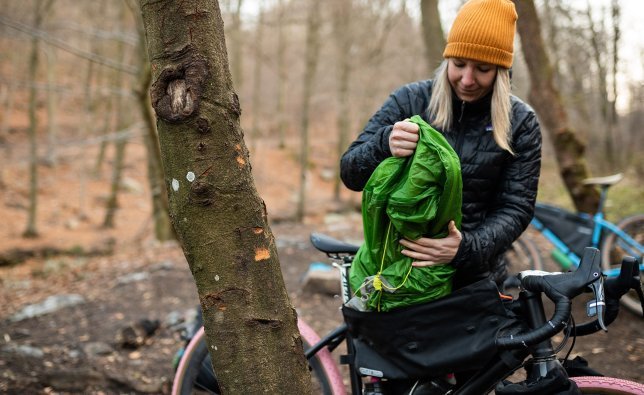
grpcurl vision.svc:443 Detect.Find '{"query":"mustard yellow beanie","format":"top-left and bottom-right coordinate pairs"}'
top-left (443, 0), bottom-right (517, 69)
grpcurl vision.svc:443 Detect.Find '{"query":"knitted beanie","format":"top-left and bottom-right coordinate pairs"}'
top-left (443, 0), bottom-right (517, 69)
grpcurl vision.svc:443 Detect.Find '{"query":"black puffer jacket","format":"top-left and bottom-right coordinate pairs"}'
top-left (340, 79), bottom-right (541, 289)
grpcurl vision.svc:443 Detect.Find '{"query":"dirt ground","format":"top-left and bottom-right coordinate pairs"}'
top-left (0, 122), bottom-right (642, 394)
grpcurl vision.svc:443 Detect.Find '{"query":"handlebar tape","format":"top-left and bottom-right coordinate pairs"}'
top-left (496, 248), bottom-right (602, 349)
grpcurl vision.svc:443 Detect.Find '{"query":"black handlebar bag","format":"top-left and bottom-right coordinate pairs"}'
top-left (342, 279), bottom-right (525, 379)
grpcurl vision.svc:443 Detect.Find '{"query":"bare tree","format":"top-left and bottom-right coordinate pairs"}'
top-left (420, 0), bottom-right (446, 72)
top-left (24, 0), bottom-right (55, 238)
top-left (44, 46), bottom-right (58, 165)
top-left (129, 0), bottom-right (174, 241)
top-left (138, 0), bottom-right (311, 392)
top-left (513, 0), bottom-right (599, 213)
top-left (275, 0), bottom-right (288, 149)
top-left (332, 0), bottom-right (353, 201)
top-left (296, 0), bottom-right (322, 222)
top-left (103, 2), bottom-right (131, 228)
top-left (229, 0), bottom-right (244, 91)
top-left (250, 0), bottom-right (265, 151)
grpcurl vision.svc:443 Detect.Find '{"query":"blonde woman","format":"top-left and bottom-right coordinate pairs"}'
top-left (341, 0), bottom-right (541, 290)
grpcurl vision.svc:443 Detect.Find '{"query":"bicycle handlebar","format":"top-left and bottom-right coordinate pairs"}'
top-left (496, 248), bottom-right (603, 349)
top-left (572, 256), bottom-right (642, 336)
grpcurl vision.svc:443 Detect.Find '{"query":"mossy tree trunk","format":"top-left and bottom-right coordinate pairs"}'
top-left (138, 1), bottom-right (311, 393)
top-left (513, 0), bottom-right (600, 213)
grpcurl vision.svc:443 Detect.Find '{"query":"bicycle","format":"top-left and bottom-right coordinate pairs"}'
top-left (519, 173), bottom-right (643, 315)
top-left (172, 233), bottom-right (644, 394)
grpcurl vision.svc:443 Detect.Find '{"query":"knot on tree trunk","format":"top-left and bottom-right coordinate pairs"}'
top-left (150, 56), bottom-right (208, 123)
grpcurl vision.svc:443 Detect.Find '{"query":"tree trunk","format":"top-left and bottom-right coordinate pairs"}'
top-left (138, 1), bottom-right (311, 393)
top-left (229, 0), bottom-right (244, 91)
top-left (24, 0), bottom-right (55, 238)
top-left (45, 47), bottom-right (58, 166)
top-left (513, 0), bottom-right (599, 213)
top-left (132, 4), bottom-right (174, 241)
top-left (296, 0), bottom-right (322, 222)
top-left (584, 4), bottom-right (614, 170)
top-left (93, 95), bottom-right (113, 176)
top-left (332, 0), bottom-right (353, 201)
top-left (275, 0), bottom-right (288, 149)
top-left (420, 0), bottom-right (446, 72)
top-left (250, 1), bottom-right (264, 153)
top-left (102, 3), bottom-right (130, 228)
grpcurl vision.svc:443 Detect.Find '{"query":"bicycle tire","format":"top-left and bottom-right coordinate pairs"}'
top-left (600, 214), bottom-right (644, 316)
top-left (511, 236), bottom-right (543, 271)
top-left (172, 322), bottom-right (345, 395)
top-left (572, 376), bottom-right (644, 394)
top-left (502, 236), bottom-right (543, 292)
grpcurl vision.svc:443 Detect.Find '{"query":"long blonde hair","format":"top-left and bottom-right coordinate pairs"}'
top-left (427, 60), bottom-right (514, 155)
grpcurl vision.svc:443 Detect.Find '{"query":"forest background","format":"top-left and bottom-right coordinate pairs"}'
top-left (0, 0), bottom-right (642, 393)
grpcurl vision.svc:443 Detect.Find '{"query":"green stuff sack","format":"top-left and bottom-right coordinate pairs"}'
top-left (349, 115), bottom-right (462, 312)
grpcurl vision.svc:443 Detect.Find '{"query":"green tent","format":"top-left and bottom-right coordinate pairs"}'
top-left (349, 115), bottom-right (463, 311)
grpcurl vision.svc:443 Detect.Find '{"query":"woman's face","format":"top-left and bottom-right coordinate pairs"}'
top-left (447, 58), bottom-right (497, 102)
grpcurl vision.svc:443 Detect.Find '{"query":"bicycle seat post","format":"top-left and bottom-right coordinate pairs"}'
top-left (582, 173), bottom-right (623, 215)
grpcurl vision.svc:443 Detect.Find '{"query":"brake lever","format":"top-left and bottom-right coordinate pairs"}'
top-left (586, 276), bottom-right (607, 331)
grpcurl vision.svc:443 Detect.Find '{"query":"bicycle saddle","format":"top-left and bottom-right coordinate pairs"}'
top-left (310, 233), bottom-right (360, 255)
top-left (582, 173), bottom-right (623, 187)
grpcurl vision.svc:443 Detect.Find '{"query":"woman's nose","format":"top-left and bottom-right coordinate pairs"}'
top-left (461, 67), bottom-right (475, 86)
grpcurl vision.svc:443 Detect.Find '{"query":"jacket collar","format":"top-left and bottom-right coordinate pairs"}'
top-left (451, 90), bottom-right (493, 121)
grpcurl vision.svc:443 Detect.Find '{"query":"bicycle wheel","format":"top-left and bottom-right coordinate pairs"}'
top-left (508, 236), bottom-right (543, 271)
top-left (601, 214), bottom-right (644, 316)
top-left (172, 325), bottom-right (343, 395)
top-left (502, 236), bottom-right (543, 292)
top-left (572, 376), bottom-right (644, 394)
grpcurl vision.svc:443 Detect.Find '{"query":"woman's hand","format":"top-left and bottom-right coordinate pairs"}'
top-left (389, 120), bottom-right (419, 157)
top-left (399, 221), bottom-right (462, 267)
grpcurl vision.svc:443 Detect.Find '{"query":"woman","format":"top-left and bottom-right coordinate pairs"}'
top-left (340, 0), bottom-right (541, 290)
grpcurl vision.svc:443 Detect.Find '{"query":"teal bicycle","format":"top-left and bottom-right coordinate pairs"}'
top-left (524, 173), bottom-right (643, 315)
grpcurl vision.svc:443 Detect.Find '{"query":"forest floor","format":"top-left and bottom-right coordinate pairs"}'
top-left (0, 120), bottom-right (642, 394)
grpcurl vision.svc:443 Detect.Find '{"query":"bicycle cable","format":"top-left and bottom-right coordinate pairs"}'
top-left (562, 314), bottom-right (577, 363)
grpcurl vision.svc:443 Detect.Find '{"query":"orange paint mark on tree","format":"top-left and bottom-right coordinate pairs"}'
top-left (252, 227), bottom-right (263, 234)
top-left (254, 247), bottom-right (270, 261)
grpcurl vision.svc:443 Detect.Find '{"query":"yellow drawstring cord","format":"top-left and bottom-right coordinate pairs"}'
top-left (373, 221), bottom-right (414, 311)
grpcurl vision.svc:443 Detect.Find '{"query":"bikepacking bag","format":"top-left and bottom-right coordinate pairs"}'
top-left (342, 279), bottom-right (526, 379)
top-left (533, 203), bottom-right (594, 258)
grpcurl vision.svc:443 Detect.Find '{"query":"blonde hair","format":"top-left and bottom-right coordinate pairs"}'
top-left (428, 60), bottom-right (514, 155)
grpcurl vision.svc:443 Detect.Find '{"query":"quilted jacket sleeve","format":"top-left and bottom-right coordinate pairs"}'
top-left (450, 103), bottom-right (542, 276)
top-left (340, 81), bottom-right (430, 191)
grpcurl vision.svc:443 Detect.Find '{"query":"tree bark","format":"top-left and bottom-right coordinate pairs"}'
top-left (138, 1), bottom-right (311, 393)
top-left (420, 0), bottom-right (446, 72)
top-left (513, 0), bottom-right (600, 213)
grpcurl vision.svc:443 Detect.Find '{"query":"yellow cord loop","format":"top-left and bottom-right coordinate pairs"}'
top-left (374, 221), bottom-right (414, 311)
